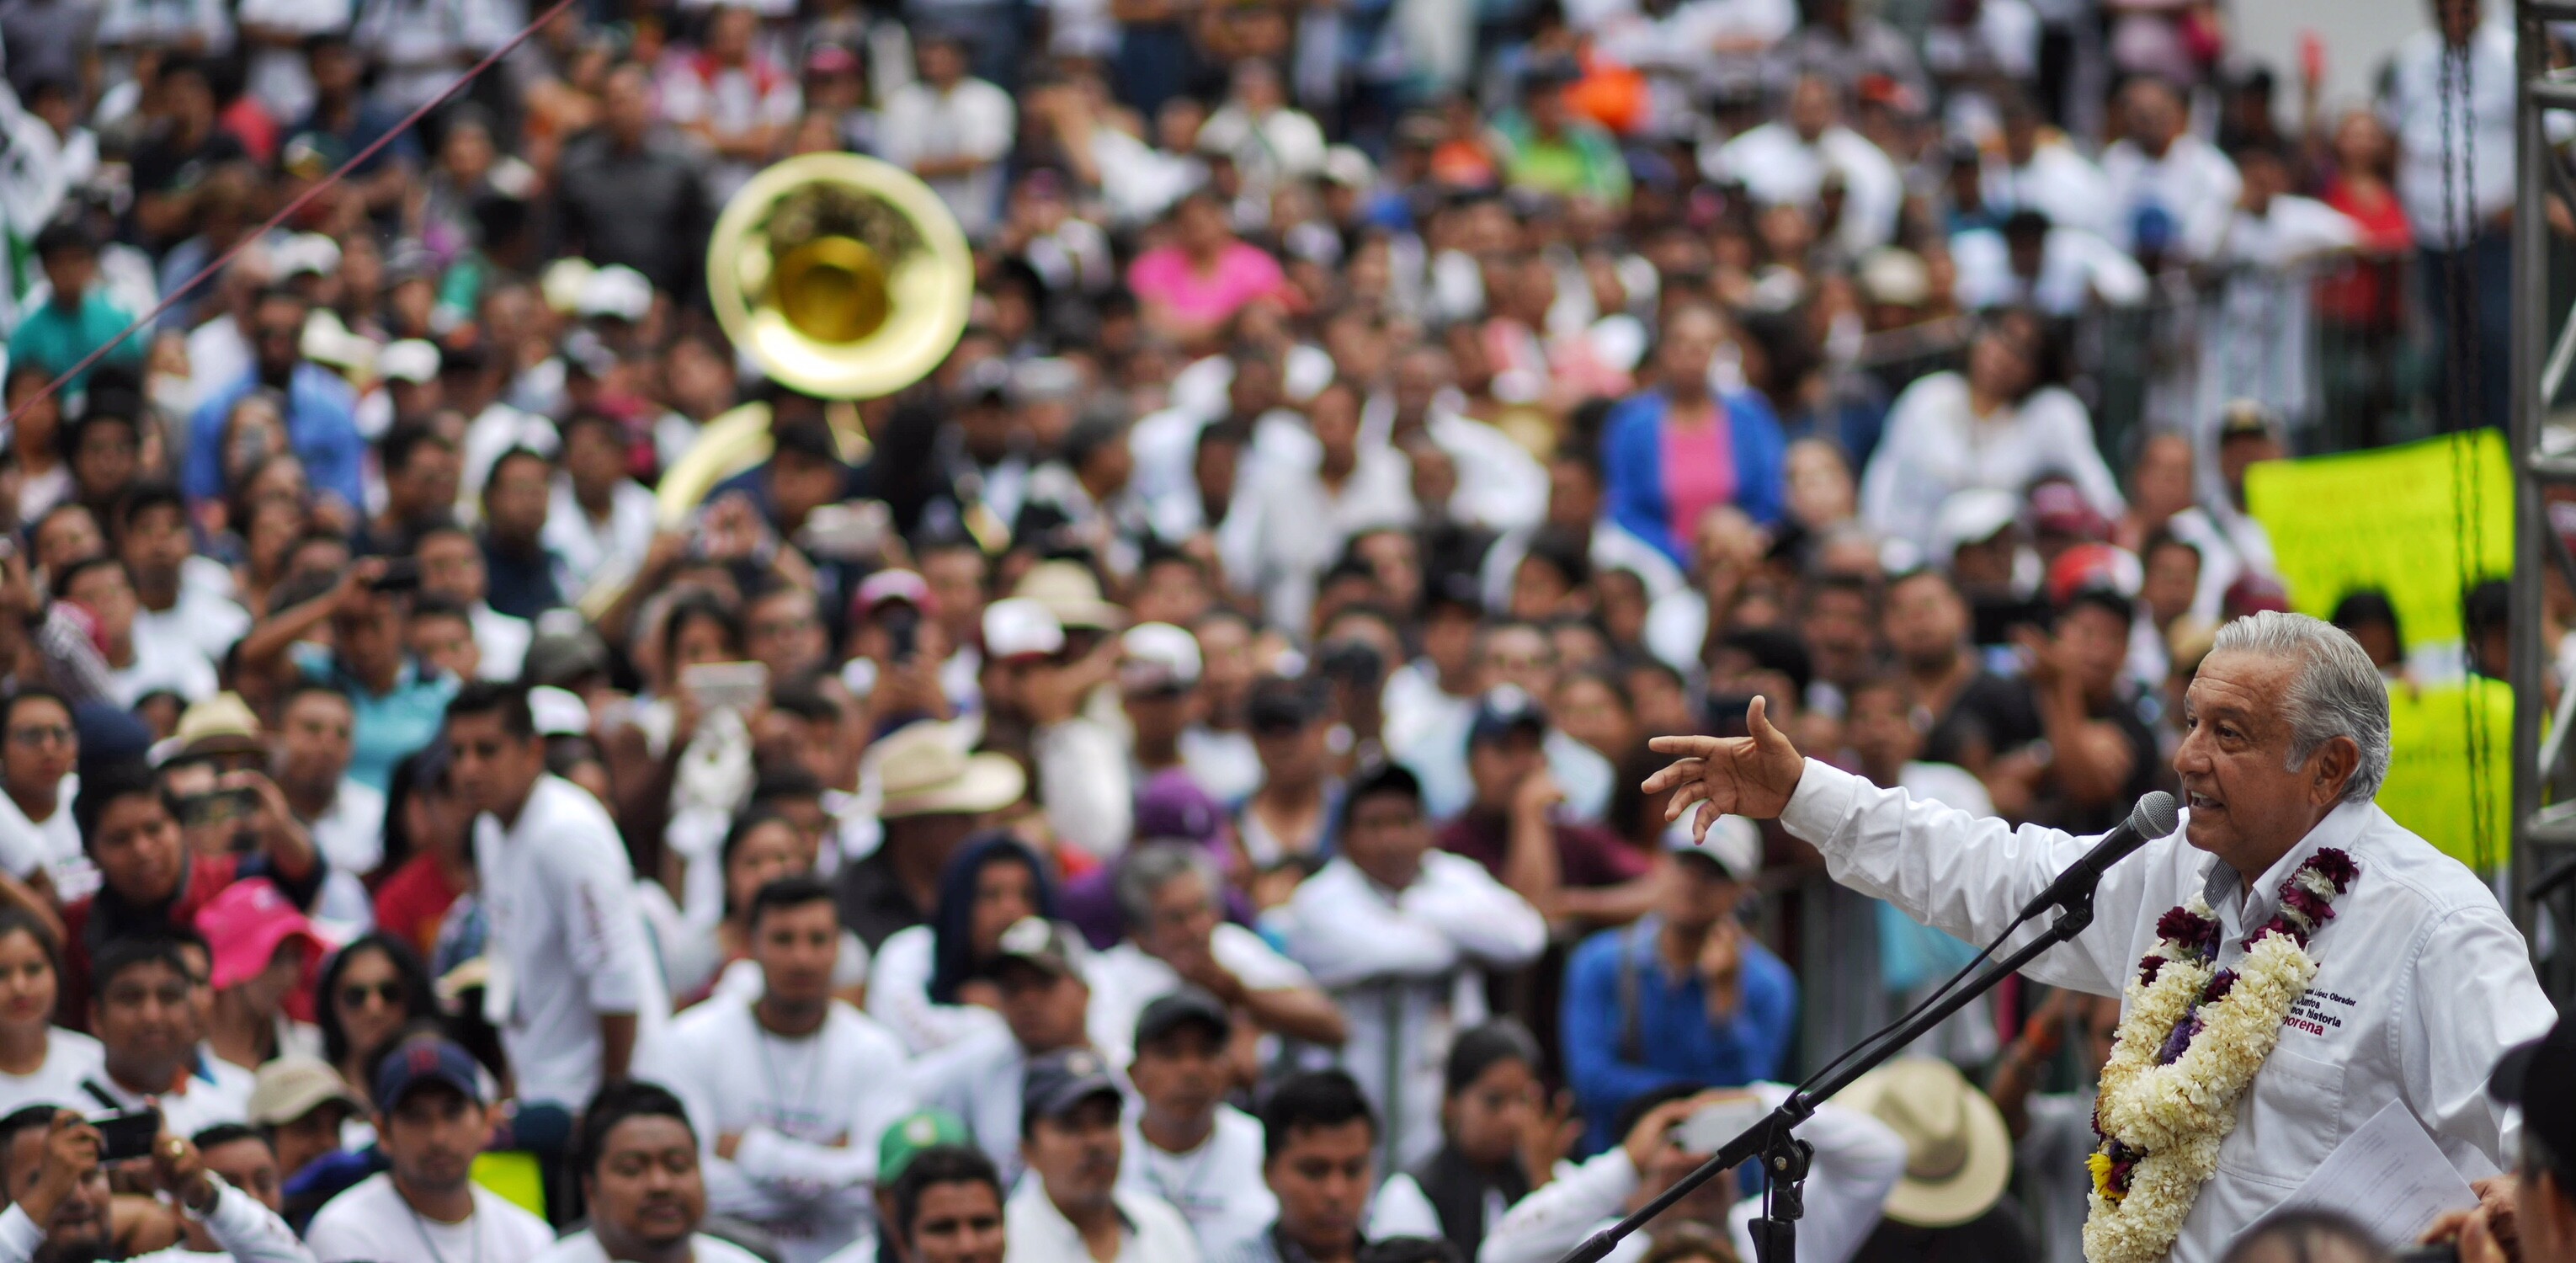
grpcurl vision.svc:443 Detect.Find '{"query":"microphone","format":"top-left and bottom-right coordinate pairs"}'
top-left (2014, 791), bottom-right (2180, 922)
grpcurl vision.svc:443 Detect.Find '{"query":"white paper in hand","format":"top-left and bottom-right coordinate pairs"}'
top-left (2276, 1099), bottom-right (2478, 1247)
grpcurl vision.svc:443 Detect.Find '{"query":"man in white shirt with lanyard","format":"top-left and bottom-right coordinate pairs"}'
top-left (445, 681), bottom-right (663, 1113)
top-left (638, 876), bottom-right (918, 1263)
top-left (1645, 611), bottom-right (2552, 1261)
top-left (305, 1037), bottom-right (554, 1263)
top-left (1116, 991), bottom-right (1274, 1259)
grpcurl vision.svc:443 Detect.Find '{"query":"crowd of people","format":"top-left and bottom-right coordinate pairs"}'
top-left (0, 0), bottom-right (2551, 1257)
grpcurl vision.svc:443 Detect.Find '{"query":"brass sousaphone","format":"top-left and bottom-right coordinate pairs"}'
top-left (652, 152), bottom-right (976, 525)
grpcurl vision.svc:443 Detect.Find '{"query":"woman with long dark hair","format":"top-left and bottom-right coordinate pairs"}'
top-left (314, 932), bottom-right (439, 1111)
top-left (865, 831), bottom-right (1057, 1054)
top-left (0, 907), bottom-right (102, 1115)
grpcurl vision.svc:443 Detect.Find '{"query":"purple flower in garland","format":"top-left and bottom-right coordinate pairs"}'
top-left (2155, 1013), bottom-right (2205, 1065)
top-left (2201, 969), bottom-right (2237, 1004)
top-left (2307, 848), bottom-right (2359, 891)
top-left (2157, 907), bottom-right (2220, 960)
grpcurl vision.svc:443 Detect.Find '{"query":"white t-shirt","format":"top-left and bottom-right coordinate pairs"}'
top-left (530, 1229), bottom-right (768, 1263)
top-left (1002, 1175), bottom-right (1200, 1263)
top-left (635, 998), bottom-right (917, 1263)
top-left (110, 619), bottom-right (218, 707)
top-left (0, 1029), bottom-right (103, 1116)
top-left (82, 1054), bottom-right (255, 1141)
top-left (132, 584), bottom-right (252, 670)
top-left (0, 774), bottom-right (88, 902)
top-left (309, 778), bottom-right (389, 880)
top-left (1088, 927), bottom-right (1313, 1069)
top-left (471, 605), bottom-right (533, 683)
top-left (306, 1173), bottom-right (556, 1263)
top-left (1115, 1106), bottom-right (1275, 1259)
top-left (475, 775), bottom-right (665, 1108)
top-left (864, 925), bottom-right (1008, 1058)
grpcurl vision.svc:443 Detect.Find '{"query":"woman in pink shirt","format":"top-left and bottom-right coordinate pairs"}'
top-left (1126, 191), bottom-right (1286, 344)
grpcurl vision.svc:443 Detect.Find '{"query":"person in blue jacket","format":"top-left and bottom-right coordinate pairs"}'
top-left (1599, 301), bottom-right (1787, 568)
top-left (1559, 814), bottom-right (1796, 1154)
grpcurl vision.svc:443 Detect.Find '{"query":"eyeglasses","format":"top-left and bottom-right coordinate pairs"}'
top-left (338, 981), bottom-right (403, 1009)
top-left (6, 726), bottom-right (72, 748)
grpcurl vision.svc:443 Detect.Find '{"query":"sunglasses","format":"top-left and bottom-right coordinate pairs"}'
top-left (338, 981), bottom-right (404, 1008)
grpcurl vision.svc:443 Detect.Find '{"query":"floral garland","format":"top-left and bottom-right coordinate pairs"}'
top-left (2080, 849), bottom-right (2359, 1263)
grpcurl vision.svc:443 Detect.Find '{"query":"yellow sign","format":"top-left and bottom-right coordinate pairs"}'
top-left (2243, 431), bottom-right (2511, 650)
top-left (2376, 679), bottom-right (2513, 873)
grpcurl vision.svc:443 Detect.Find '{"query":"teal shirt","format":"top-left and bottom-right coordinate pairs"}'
top-left (291, 642), bottom-right (460, 791)
top-left (8, 290), bottom-right (146, 392)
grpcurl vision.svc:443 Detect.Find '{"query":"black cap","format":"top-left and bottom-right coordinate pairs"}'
top-left (1135, 987), bottom-right (1232, 1049)
top-left (1467, 685), bottom-right (1548, 748)
top-left (773, 418), bottom-right (844, 465)
top-left (1340, 760), bottom-right (1424, 825)
top-left (2491, 1015), bottom-right (2575, 1163)
top-left (1021, 1048), bottom-right (1122, 1127)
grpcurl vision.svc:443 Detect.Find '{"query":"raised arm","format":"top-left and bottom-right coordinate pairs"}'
top-left (1645, 697), bottom-right (2133, 996)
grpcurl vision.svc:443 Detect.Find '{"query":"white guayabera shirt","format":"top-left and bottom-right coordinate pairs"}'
top-left (1776, 759), bottom-right (2556, 1263)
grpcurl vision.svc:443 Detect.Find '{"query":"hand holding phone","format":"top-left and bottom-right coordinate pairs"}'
top-left (88, 1109), bottom-right (160, 1163)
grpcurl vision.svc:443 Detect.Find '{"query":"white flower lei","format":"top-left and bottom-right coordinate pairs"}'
top-left (2080, 852), bottom-right (2358, 1263)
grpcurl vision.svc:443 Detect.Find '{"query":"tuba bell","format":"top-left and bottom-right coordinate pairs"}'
top-left (652, 152), bottom-right (975, 527)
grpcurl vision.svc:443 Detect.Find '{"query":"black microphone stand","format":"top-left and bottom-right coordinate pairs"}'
top-left (1553, 883), bottom-right (2104, 1263)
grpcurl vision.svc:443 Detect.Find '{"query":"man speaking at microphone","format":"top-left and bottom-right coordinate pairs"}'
top-left (1645, 610), bottom-right (2553, 1263)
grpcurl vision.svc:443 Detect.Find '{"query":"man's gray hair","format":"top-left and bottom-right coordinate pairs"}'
top-left (2209, 610), bottom-right (2392, 803)
top-left (1114, 842), bottom-right (1222, 933)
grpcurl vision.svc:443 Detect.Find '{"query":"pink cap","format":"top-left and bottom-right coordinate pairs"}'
top-left (194, 879), bottom-right (327, 992)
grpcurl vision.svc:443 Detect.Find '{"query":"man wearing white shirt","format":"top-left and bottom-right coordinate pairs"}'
top-left (1092, 845), bottom-right (1344, 1069)
top-left (876, 34), bottom-right (1013, 239)
top-left (119, 485), bottom-right (251, 668)
top-left (1117, 993), bottom-right (1275, 1259)
top-left (544, 411), bottom-right (658, 605)
top-left (639, 877), bottom-right (917, 1263)
top-left (1275, 764), bottom-right (1546, 1170)
top-left (1475, 1084), bottom-right (1905, 1263)
top-left (1216, 382), bottom-right (1415, 637)
top-left (0, 1106), bottom-right (317, 1263)
top-left (447, 683), bottom-right (662, 1111)
top-left (1647, 611), bottom-right (2554, 1261)
top-left (1004, 1050), bottom-right (1199, 1263)
top-left (0, 690), bottom-right (83, 905)
top-left (2385, 0), bottom-right (2520, 429)
top-left (273, 684), bottom-right (385, 884)
top-left (417, 526), bottom-right (532, 682)
top-left (2099, 77), bottom-right (2240, 259)
top-left (1705, 73), bottom-right (1903, 257)
top-left (2196, 144), bottom-right (2362, 435)
top-left (530, 1082), bottom-right (769, 1263)
top-left (1949, 210), bottom-right (2149, 317)
top-left (1982, 93), bottom-right (2110, 238)
top-left (80, 937), bottom-right (253, 1141)
top-left (60, 558), bottom-right (216, 708)
top-left (306, 1038), bottom-right (554, 1263)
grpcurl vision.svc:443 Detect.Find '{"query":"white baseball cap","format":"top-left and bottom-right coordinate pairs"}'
top-left (378, 339), bottom-right (441, 384)
top-left (1120, 622), bottom-right (1202, 693)
top-left (982, 598), bottom-right (1064, 661)
top-left (1665, 813), bottom-right (1761, 882)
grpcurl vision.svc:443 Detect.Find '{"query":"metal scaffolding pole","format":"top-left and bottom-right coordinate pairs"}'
top-left (2515, 0), bottom-right (2574, 1003)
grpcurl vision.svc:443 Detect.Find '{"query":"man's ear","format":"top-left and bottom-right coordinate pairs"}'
top-left (2307, 736), bottom-right (2360, 805)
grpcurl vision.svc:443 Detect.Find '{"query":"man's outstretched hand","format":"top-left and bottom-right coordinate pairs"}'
top-left (1642, 695), bottom-right (1808, 842)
